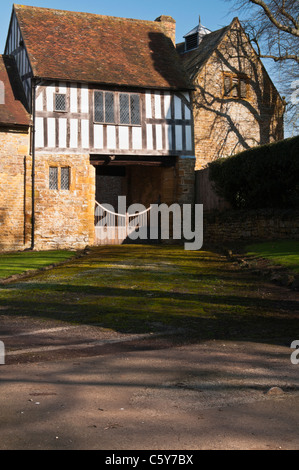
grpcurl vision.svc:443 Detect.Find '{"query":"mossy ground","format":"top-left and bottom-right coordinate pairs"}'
top-left (0, 250), bottom-right (75, 279)
top-left (0, 245), bottom-right (298, 345)
top-left (246, 240), bottom-right (299, 274)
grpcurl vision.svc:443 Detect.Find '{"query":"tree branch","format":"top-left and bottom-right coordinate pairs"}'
top-left (280, 5), bottom-right (298, 28)
top-left (249, 0), bottom-right (299, 36)
top-left (260, 52), bottom-right (299, 63)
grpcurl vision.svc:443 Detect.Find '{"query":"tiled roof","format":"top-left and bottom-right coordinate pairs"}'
top-left (14, 5), bottom-right (192, 90)
top-left (0, 55), bottom-right (31, 127)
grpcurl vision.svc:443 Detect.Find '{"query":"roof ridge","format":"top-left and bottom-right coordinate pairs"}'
top-left (13, 4), bottom-right (164, 27)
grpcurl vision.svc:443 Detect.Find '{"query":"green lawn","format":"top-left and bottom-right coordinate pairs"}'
top-left (0, 245), bottom-right (298, 345)
top-left (0, 250), bottom-right (76, 279)
top-left (246, 240), bottom-right (299, 273)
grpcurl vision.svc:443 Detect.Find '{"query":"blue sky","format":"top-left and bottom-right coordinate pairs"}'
top-left (0, 0), bottom-right (237, 51)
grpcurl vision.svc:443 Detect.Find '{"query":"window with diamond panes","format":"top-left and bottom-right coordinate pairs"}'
top-left (120, 94), bottom-right (130, 124)
top-left (94, 91), bottom-right (104, 122)
top-left (119, 93), bottom-right (140, 125)
top-left (105, 92), bottom-right (115, 123)
top-left (49, 167), bottom-right (58, 190)
top-left (130, 94), bottom-right (140, 125)
top-left (61, 167), bottom-right (70, 190)
top-left (55, 93), bottom-right (66, 112)
top-left (94, 91), bottom-right (115, 123)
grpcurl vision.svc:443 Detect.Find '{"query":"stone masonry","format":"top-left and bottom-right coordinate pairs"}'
top-left (0, 128), bottom-right (31, 251)
top-left (190, 19), bottom-right (284, 170)
top-left (33, 154), bottom-right (95, 251)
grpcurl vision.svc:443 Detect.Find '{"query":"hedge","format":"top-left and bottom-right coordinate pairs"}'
top-left (208, 135), bottom-right (299, 209)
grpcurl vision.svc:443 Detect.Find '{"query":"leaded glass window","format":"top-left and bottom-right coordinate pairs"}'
top-left (94, 91), bottom-right (115, 123)
top-left (130, 94), bottom-right (140, 125)
top-left (119, 93), bottom-right (140, 125)
top-left (105, 92), bottom-right (115, 123)
top-left (94, 91), bottom-right (140, 125)
top-left (49, 167), bottom-right (58, 190)
top-left (120, 93), bottom-right (130, 124)
top-left (61, 167), bottom-right (70, 190)
top-left (55, 93), bottom-right (66, 112)
top-left (94, 91), bottom-right (104, 122)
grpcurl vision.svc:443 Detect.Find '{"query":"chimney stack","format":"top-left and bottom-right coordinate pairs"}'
top-left (155, 15), bottom-right (176, 46)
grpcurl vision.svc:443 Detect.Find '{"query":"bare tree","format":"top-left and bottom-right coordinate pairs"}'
top-left (226, 0), bottom-right (299, 134)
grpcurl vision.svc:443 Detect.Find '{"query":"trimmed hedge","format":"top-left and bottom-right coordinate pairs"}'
top-left (208, 136), bottom-right (299, 209)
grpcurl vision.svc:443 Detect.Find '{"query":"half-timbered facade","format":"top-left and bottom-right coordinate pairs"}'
top-left (33, 83), bottom-right (193, 156)
top-left (2, 5), bottom-right (195, 250)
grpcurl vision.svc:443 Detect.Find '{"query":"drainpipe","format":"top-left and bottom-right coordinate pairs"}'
top-left (30, 79), bottom-right (37, 250)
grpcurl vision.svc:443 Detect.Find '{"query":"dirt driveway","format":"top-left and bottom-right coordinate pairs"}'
top-left (1, 326), bottom-right (299, 450)
top-left (0, 246), bottom-right (299, 450)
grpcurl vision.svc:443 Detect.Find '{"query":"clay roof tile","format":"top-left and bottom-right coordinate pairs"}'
top-left (14, 4), bottom-right (192, 90)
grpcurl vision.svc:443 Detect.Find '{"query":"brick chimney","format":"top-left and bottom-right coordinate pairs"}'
top-left (155, 15), bottom-right (176, 46)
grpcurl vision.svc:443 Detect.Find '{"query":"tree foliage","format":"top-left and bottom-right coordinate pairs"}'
top-left (227, 0), bottom-right (299, 134)
top-left (208, 135), bottom-right (299, 209)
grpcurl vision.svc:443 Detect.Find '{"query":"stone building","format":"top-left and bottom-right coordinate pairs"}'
top-left (0, 6), bottom-right (284, 251)
top-left (0, 55), bottom-right (31, 251)
top-left (3, 5), bottom-right (195, 250)
top-left (177, 17), bottom-right (284, 170)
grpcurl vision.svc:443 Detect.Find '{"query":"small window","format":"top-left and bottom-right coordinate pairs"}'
top-left (130, 94), bottom-right (141, 125)
top-left (105, 92), bottom-right (115, 123)
top-left (119, 93), bottom-right (140, 125)
top-left (94, 91), bottom-right (140, 125)
top-left (120, 93), bottom-right (130, 124)
top-left (49, 166), bottom-right (70, 190)
top-left (49, 167), bottom-right (58, 190)
top-left (55, 93), bottom-right (66, 112)
top-left (94, 91), bottom-right (115, 123)
top-left (61, 167), bottom-right (70, 190)
top-left (223, 74), bottom-right (248, 100)
top-left (94, 91), bottom-right (104, 122)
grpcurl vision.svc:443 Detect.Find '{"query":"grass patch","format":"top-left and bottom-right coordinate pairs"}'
top-left (246, 240), bottom-right (299, 273)
top-left (0, 250), bottom-right (76, 279)
top-left (0, 245), bottom-right (298, 345)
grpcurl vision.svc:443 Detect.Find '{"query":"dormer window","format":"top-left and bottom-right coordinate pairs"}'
top-left (184, 19), bottom-right (211, 52)
top-left (185, 33), bottom-right (198, 51)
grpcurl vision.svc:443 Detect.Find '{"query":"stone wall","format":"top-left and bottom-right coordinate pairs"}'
top-left (203, 209), bottom-right (299, 245)
top-left (0, 128), bottom-right (31, 251)
top-left (33, 153), bottom-right (95, 250)
top-left (176, 156), bottom-right (195, 205)
top-left (1, 138), bottom-right (196, 251)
